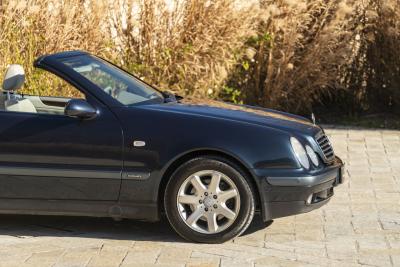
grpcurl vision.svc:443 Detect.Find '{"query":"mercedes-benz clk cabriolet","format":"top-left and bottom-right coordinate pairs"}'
top-left (0, 51), bottom-right (344, 243)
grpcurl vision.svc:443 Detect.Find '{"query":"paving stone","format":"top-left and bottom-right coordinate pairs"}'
top-left (220, 258), bottom-right (251, 267)
top-left (87, 249), bottom-right (127, 267)
top-left (326, 236), bottom-right (357, 261)
top-left (186, 258), bottom-right (220, 267)
top-left (357, 253), bottom-right (393, 267)
top-left (122, 264), bottom-right (184, 267)
top-left (54, 247), bottom-right (98, 267)
top-left (121, 250), bottom-right (159, 265)
top-left (156, 247), bottom-right (192, 264)
top-left (25, 249), bottom-right (65, 267)
top-left (254, 256), bottom-right (304, 267)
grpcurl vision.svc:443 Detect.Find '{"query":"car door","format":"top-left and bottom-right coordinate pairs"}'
top-left (0, 105), bottom-right (123, 200)
top-left (0, 63), bottom-right (123, 201)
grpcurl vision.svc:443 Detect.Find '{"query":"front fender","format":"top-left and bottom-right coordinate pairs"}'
top-left (113, 106), bottom-right (298, 220)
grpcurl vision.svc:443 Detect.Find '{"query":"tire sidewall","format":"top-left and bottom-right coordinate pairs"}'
top-left (164, 156), bottom-right (255, 243)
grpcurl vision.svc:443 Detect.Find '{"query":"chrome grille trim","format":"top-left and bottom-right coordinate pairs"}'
top-left (315, 132), bottom-right (335, 162)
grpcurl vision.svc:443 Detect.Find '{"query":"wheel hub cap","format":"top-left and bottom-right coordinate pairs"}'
top-left (203, 196), bottom-right (215, 208)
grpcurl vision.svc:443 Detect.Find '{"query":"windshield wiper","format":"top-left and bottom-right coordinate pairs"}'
top-left (162, 91), bottom-right (183, 103)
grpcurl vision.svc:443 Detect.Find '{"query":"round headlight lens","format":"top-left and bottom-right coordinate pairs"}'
top-left (306, 145), bottom-right (319, 166)
top-left (290, 137), bottom-right (310, 169)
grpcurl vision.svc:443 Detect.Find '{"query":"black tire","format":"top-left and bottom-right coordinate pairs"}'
top-left (164, 156), bottom-right (256, 243)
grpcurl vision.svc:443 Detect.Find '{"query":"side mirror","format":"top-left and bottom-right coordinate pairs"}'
top-left (65, 99), bottom-right (97, 119)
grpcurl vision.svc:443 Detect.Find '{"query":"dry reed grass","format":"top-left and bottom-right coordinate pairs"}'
top-left (109, 0), bottom-right (257, 97)
top-left (231, 0), bottom-right (400, 114)
top-left (0, 0), bottom-right (398, 114)
top-left (232, 0), bottom-right (360, 112)
top-left (341, 0), bottom-right (400, 114)
top-left (0, 0), bottom-right (111, 96)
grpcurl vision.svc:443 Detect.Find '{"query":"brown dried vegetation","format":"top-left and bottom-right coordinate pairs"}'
top-left (0, 0), bottom-right (398, 114)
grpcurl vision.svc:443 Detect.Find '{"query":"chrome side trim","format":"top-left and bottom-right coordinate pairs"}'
top-left (0, 198), bottom-right (159, 221)
top-left (0, 166), bottom-right (121, 179)
top-left (266, 169), bottom-right (338, 187)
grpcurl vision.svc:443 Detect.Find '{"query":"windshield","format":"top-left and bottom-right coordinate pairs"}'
top-left (58, 55), bottom-right (164, 106)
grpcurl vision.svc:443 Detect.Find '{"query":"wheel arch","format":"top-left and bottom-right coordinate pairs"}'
top-left (157, 148), bottom-right (261, 215)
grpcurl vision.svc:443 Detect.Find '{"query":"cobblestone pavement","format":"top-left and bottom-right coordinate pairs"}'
top-left (0, 127), bottom-right (399, 267)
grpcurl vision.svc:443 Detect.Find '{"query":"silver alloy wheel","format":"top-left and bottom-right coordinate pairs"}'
top-left (176, 170), bottom-right (240, 234)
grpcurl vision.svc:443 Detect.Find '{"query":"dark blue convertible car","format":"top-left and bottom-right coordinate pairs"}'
top-left (0, 51), bottom-right (344, 243)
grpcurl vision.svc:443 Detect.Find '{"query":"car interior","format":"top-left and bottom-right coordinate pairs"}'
top-left (60, 56), bottom-right (160, 105)
top-left (1, 64), bottom-right (81, 115)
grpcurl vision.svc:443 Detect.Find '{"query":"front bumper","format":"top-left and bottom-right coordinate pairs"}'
top-left (257, 156), bottom-right (345, 222)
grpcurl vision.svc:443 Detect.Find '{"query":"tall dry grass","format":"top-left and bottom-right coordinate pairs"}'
top-left (0, 0), bottom-right (256, 99)
top-left (0, 0), bottom-right (112, 96)
top-left (0, 0), bottom-right (399, 115)
top-left (229, 0), bottom-right (360, 112)
top-left (109, 0), bottom-right (256, 97)
top-left (341, 0), bottom-right (400, 114)
top-left (229, 0), bottom-right (400, 114)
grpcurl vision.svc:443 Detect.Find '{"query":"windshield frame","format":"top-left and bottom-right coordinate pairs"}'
top-left (94, 55), bottom-right (166, 106)
top-left (98, 56), bottom-right (164, 93)
top-left (47, 53), bottom-right (165, 107)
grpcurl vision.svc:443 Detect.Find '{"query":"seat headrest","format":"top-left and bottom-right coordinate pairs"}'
top-left (2, 64), bottom-right (25, 91)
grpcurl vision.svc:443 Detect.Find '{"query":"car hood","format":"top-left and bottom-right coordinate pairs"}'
top-left (143, 98), bottom-right (321, 135)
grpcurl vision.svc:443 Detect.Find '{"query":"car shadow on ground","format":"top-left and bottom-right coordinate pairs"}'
top-left (0, 213), bottom-right (273, 243)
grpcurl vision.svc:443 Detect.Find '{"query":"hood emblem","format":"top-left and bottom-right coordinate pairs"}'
top-left (311, 113), bottom-right (316, 125)
top-left (133, 140), bottom-right (146, 147)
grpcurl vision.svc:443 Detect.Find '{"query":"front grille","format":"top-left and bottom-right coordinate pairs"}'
top-left (316, 132), bottom-right (335, 162)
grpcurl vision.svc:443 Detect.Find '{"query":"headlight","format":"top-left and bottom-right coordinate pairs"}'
top-left (305, 145), bottom-right (319, 166)
top-left (290, 137), bottom-right (310, 169)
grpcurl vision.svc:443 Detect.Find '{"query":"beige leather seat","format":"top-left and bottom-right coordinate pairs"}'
top-left (2, 64), bottom-right (37, 113)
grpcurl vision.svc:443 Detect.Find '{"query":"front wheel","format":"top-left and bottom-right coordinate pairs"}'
top-left (164, 156), bottom-right (255, 243)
